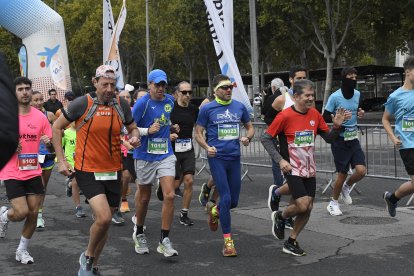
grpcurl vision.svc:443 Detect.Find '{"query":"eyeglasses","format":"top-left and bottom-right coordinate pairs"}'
top-left (219, 85), bottom-right (233, 91)
top-left (180, 90), bottom-right (192, 95)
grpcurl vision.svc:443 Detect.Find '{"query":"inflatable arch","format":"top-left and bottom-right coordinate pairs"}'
top-left (0, 0), bottom-right (72, 100)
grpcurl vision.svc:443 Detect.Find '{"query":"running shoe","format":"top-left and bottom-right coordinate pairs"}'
top-left (78, 251), bottom-right (93, 276)
top-left (132, 232), bottom-right (149, 254)
top-left (207, 203), bottom-right (219, 231)
top-left (156, 181), bottom-right (163, 201)
top-left (92, 267), bottom-right (102, 276)
top-left (0, 206), bottom-right (8, 238)
top-left (222, 239), bottom-right (237, 257)
top-left (36, 216), bottom-right (45, 229)
top-left (75, 206), bottom-right (87, 218)
top-left (327, 200), bottom-right (343, 216)
top-left (285, 217), bottom-right (295, 230)
top-left (267, 185), bottom-right (280, 212)
top-left (120, 201), bottom-right (130, 213)
top-left (199, 183), bottom-right (210, 207)
top-left (16, 249), bottom-right (34, 264)
top-left (180, 213), bottom-right (194, 226)
top-left (383, 191), bottom-right (397, 217)
top-left (271, 211), bottom-right (285, 240)
top-left (157, 237), bottom-right (178, 257)
top-left (175, 187), bottom-right (183, 198)
top-left (111, 211), bottom-right (125, 225)
top-left (66, 177), bottom-right (72, 197)
top-left (340, 183), bottom-right (353, 205)
top-left (282, 240), bottom-right (306, 256)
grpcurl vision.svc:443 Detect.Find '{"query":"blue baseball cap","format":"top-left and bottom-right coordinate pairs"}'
top-left (148, 69), bottom-right (168, 84)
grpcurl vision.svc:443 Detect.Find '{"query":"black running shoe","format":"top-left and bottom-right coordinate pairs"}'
top-left (175, 188), bottom-right (183, 198)
top-left (156, 182), bottom-right (163, 201)
top-left (179, 213), bottom-right (194, 226)
top-left (267, 185), bottom-right (280, 212)
top-left (383, 191), bottom-right (397, 217)
top-left (271, 211), bottom-right (285, 240)
top-left (282, 240), bottom-right (306, 256)
top-left (285, 217), bottom-right (294, 230)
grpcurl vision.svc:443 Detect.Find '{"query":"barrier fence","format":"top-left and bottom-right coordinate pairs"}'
top-left (194, 122), bottom-right (413, 205)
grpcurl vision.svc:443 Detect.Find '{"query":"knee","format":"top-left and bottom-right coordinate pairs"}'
top-left (163, 190), bottom-right (175, 201)
top-left (296, 200), bottom-right (311, 214)
top-left (13, 208), bottom-right (29, 221)
top-left (230, 200), bottom-right (238, 209)
top-left (355, 166), bottom-right (366, 177)
top-left (95, 212), bottom-right (112, 227)
top-left (220, 194), bottom-right (231, 209)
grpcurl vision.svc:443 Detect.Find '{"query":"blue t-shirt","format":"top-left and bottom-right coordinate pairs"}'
top-left (384, 87), bottom-right (414, 150)
top-left (132, 93), bottom-right (175, 161)
top-left (39, 110), bottom-right (52, 155)
top-left (196, 100), bottom-right (250, 160)
top-left (325, 89), bottom-right (360, 137)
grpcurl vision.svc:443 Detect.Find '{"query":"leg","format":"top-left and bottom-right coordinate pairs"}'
top-left (346, 164), bottom-right (366, 185)
top-left (92, 207), bottom-right (116, 266)
top-left (331, 172), bottom-right (348, 200)
top-left (72, 178), bottom-right (81, 207)
top-left (286, 197), bottom-right (313, 240)
top-left (121, 169), bottom-right (131, 201)
top-left (8, 197), bottom-right (30, 222)
top-left (181, 174), bottom-right (193, 210)
top-left (23, 195), bottom-right (43, 239)
top-left (160, 176), bottom-right (175, 230)
top-left (134, 184), bottom-right (152, 226)
top-left (394, 177), bottom-right (414, 199)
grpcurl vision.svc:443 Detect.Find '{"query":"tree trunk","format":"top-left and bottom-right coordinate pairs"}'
top-left (322, 56), bottom-right (334, 111)
top-left (260, 59), bottom-right (265, 89)
top-left (206, 55), bottom-right (212, 97)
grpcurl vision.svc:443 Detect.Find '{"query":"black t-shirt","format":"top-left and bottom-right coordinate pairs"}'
top-left (170, 102), bottom-right (199, 141)
top-left (263, 90), bottom-right (282, 126)
top-left (44, 99), bottom-right (63, 114)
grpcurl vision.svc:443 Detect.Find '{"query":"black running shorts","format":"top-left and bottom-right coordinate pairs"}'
top-left (285, 175), bottom-right (316, 200)
top-left (331, 137), bottom-right (366, 173)
top-left (400, 148), bottom-right (414, 175)
top-left (122, 153), bottom-right (137, 180)
top-left (174, 149), bottom-right (195, 180)
top-left (4, 176), bottom-right (45, 200)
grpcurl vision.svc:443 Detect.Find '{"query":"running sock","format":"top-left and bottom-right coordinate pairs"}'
top-left (331, 197), bottom-right (339, 203)
top-left (135, 225), bottom-right (144, 235)
top-left (287, 237), bottom-right (296, 245)
top-left (223, 233), bottom-right (231, 241)
top-left (0, 210), bottom-right (8, 222)
top-left (209, 199), bottom-right (216, 204)
top-left (274, 188), bottom-right (281, 197)
top-left (160, 229), bottom-right (170, 242)
top-left (181, 209), bottom-right (188, 216)
top-left (389, 193), bottom-right (399, 204)
top-left (17, 236), bottom-right (30, 251)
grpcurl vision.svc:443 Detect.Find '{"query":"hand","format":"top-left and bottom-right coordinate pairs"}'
top-left (58, 160), bottom-right (74, 177)
top-left (279, 159), bottom-right (292, 173)
top-left (40, 135), bottom-right (51, 146)
top-left (240, 136), bottom-right (250, 146)
top-left (392, 135), bottom-right (402, 148)
top-left (170, 133), bottom-right (178, 141)
top-left (170, 124), bottom-right (180, 133)
top-left (207, 146), bottom-right (217, 157)
top-left (16, 141), bottom-right (22, 153)
top-left (332, 107), bottom-right (347, 128)
top-left (357, 108), bottom-right (365, 119)
top-left (149, 122), bottom-right (160, 134)
top-left (129, 136), bottom-right (141, 148)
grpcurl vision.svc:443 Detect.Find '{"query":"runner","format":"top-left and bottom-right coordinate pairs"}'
top-left (30, 91), bottom-right (56, 229)
top-left (53, 65), bottom-right (140, 275)
top-left (170, 81), bottom-right (199, 226)
top-left (324, 67), bottom-right (366, 216)
top-left (195, 74), bottom-right (254, 257)
top-left (261, 79), bottom-right (347, 256)
top-left (382, 56), bottom-right (414, 217)
top-left (0, 77), bottom-right (52, 264)
top-left (132, 69), bottom-right (179, 257)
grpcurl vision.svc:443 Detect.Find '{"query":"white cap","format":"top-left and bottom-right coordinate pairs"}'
top-left (125, 84), bottom-right (135, 92)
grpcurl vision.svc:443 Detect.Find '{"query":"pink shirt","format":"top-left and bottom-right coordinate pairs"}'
top-left (0, 107), bottom-right (52, 181)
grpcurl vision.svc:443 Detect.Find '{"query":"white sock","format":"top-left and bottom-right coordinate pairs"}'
top-left (17, 236), bottom-right (30, 252)
top-left (1, 210), bottom-right (8, 222)
top-left (331, 198), bottom-right (338, 204)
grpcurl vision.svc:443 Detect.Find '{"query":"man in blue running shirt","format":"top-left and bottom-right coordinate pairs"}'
top-left (195, 74), bottom-right (254, 257)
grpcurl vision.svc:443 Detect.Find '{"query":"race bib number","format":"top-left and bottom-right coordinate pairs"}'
top-left (38, 154), bottom-right (46, 164)
top-left (293, 131), bottom-right (314, 147)
top-left (344, 126), bottom-right (358, 141)
top-left (218, 124), bottom-right (239, 140)
top-left (18, 154), bottom-right (39, 170)
top-left (94, 172), bottom-right (117, 180)
top-left (175, 138), bottom-right (192, 152)
top-left (402, 115), bottom-right (414, 132)
top-left (148, 138), bottom-right (168, 154)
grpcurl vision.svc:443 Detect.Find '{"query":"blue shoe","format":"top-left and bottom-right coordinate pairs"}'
top-left (78, 252), bottom-right (93, 276)
top-left (383, 191), bottom-right (397, 217)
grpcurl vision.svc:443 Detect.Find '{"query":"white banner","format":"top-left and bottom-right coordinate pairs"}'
top-left (205, 0), bottom-right (252, 113)
top-left (103, 0), bottom-right (126, 89)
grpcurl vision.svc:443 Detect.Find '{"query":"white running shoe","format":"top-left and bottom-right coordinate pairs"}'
top-left (157, 237), bottom-right (178, 257)
top-left (132, 231), bottom-right (149, 254)
top-left (16, 249), bottom-right (34, 264)
top-left (0, 206), bottom-right (9, 238)
top-left (36, 216), bottom-right (45, 229)
top-left (340, 183), bottom-right (353, 205)
top-left (327, 200), bottom-right (343, 216)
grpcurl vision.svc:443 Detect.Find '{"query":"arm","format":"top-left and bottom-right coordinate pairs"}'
top-left (319, 108), bottom-right (346, 143)
top-left (322, 110), bottom-right (333, 123)
top-left (195, 124), bottom-right (217, 157)
top-left (382, 110), bottom-right (401, 147)
top-left (240, 122), bottom-right (254, 146)
top-left (52, 115), bottom-right (73, 175)
top-left (125, 122), bottom-right (141, 148)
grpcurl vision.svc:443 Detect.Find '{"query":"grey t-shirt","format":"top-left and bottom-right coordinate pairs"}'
top-left (63, 95), bottom-right (134, 125)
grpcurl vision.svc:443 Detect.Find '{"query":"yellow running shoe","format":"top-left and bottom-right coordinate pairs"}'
top-left (222, 239), bottom-right (237, 257)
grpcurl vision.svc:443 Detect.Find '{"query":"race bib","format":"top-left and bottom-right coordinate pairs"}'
top-left (18, 154), bottom-right (39, 170)
top-left (94, 172), bottom-right (117, 180)
top-left (38, 154), bottom-right (46, 164)
top-left (175, 138), bottom-right (192, 153)
top-left (293, 131), bottom-right (314, 147)
top-left (218, 124), bottom-right (239, 140)
top-left (147, 138), bottom-right (168, 154)
top-left (344, 126), bottom-right (358, 141)
top-left (402, 115), bottom-right (414, 132)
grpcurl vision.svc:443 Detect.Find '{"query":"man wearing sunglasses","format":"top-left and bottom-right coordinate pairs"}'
top-left (170, 81), bottom-right (199, 226)
top-left (195, 74), bottom-right (254, 257)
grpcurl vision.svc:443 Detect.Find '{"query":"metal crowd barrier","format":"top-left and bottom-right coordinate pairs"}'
top-left (194, 122), bottom-right (412, 205)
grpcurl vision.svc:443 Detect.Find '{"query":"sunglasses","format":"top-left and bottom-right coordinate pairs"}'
top-left (219, 85), bottom-right (233, 90)
top-left (180, 90), bottom-right (192, 95)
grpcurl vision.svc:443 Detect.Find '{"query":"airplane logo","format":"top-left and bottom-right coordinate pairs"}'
top-left (37, 45), bottom-right (60, 67)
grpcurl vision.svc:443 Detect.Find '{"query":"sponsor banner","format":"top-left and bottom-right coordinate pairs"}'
top-left (18, 45), bottom-right (28, 77)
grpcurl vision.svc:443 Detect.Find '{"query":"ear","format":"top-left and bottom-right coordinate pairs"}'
top-left (289, 77), bottom-right (293, 85)
top-left (92, 78), bottom-right (98, 88)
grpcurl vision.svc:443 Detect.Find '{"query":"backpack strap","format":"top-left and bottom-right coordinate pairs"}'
top-left (112, 95), bottom-right (125, 124)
